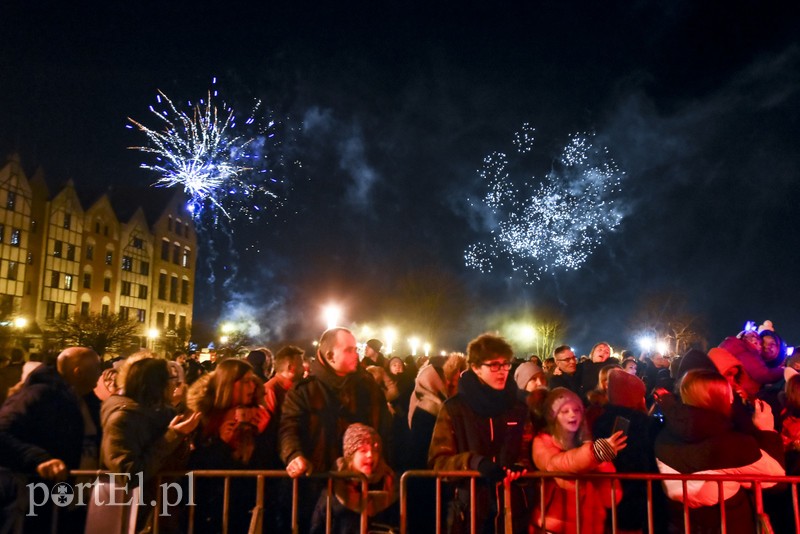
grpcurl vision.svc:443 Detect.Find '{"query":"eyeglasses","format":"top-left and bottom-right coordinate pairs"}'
top-left (480, 361), bottom-right (512, 372)
top-left (556, 356), bottom-right (577, 363)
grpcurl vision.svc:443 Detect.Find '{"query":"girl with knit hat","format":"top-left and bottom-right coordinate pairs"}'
top-left (532, 387), bottom-right (625, 534)
top-left (310, 423), bottom-right (397, 534)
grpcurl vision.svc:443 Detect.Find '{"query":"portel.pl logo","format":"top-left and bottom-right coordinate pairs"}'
top-left (27, 472), bottom-right (195, 517)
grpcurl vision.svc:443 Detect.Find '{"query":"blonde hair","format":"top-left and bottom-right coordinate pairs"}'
top-left (679, 369), bottom-right (732, 417)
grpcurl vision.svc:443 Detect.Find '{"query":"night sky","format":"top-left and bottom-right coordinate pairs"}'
top-left (2, 1), bottom-right (799, 355)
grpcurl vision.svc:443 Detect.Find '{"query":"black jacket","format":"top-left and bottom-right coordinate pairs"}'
top-left (279, 358), bottom-right (392, 473)
top-left (0, 365), bottom-right (88, 473)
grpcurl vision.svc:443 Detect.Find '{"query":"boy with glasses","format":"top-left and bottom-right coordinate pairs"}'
top-left (428, 333), bottom-right (533, 533)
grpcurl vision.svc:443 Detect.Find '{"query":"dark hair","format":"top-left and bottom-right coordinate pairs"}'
top-left (553, 345), bottom-right (572, 358)
top-left (786, 374), bottom-right (800, 417)
top-left (466, 333), bottom-right (513, 366)
top-left (125, 358), bottom-right (169, 408)
top-left (274, 345), bottom-right (305, 373)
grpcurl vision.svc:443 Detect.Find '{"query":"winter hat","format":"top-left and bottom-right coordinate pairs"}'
top-left (607, 369), bottom-right (646, 411)
top-left (342, 423), bottom-right (381, 460)
top-left (366, 339), bottom-right (383, 353)
top-left (676, 349), bottom-right (716, 379)
top-left (718, 336), bottom-right (759, 360)
top-left (758, 320), bottom-right (786, 360)
top-left (708, 347), bottom-right (760, 398)
top-left (514, 361), bottom-right (544, 390)
top-left (543, 387), bottom-right (584, 424)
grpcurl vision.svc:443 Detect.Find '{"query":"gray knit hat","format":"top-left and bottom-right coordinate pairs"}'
top-left (514, 361), bottom-right (544, 390)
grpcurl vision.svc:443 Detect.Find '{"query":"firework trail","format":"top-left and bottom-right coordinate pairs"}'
top-left (465, 124), bottom-right (626, 281)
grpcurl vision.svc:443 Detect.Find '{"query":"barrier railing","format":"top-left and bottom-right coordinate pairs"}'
top-left (42, 470), bottom-right (800, 534)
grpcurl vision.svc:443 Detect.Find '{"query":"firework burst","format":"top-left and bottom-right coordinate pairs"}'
top-left (465, 126), bottom-right (626, 281)
top-left (127, 82), bottom-right (292, 223)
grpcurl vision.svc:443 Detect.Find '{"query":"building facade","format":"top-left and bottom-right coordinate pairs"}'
top-left (0, 154), bottom-right (197, 356)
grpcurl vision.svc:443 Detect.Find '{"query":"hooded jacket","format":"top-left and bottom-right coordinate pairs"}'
top-left (428, 369), bottom-right (533, 533)
top-left (279, 358), bottom-right (392, 473)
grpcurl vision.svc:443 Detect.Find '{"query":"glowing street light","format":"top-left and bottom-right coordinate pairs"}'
top-left (13, 317), bottom-right (28, 329)
top-left (423, 342), bottom-right (431, 357)
top-left (383, 327), bottom-right (397, 354)
top-left (220, 335), bottom-right (229, 344)
top-left (638, 336), bottom-right (654, 352)
top-left (656, 340), bottom-right (669, 355)
top-left (221, 322), bottom-right (235, 334)
top-left (322, 304), bottom-right (342, 329)
top-left (408, 337), bottom-right (420, 356)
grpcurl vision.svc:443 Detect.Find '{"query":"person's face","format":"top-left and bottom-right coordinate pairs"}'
top-left (364, 346), bottom-right (377, 360)
top-left (289, 356), bottom-right (304, 382)
top-left (556, 400), bottom-right (583, 435)
top-left (329, 331), bottom-right (359, 376)
top-left (167, 366), bottom-right (185, 405)
top-left (176, 354), bottom-right (187, 365)
top-left (743, 332), bottom-right (761, 352)
top-left (389, 359), bottom-right (404, 375)
top-left (623, 361), bottom-right (638, 375)
top-left (75, 353), bottom-right (102, 395)
top-left (530, 374), bottom-right (547, 390)
top-left (555, 350), bottom-right (577, 374)
top-left (591, 344), bottom-right (611, 363)
top-left (543, 360), bottom-right (556, 374)
top-left (762, 336), bottom-right (780, 361)
top-left (472, 357), bottom-right (511, 390)
top-left (351, 444), bottom-right (378, 477)
top-left (233, 371), bottom-right (258, 405)
top-left (652, 353), bottom-right (670, 369)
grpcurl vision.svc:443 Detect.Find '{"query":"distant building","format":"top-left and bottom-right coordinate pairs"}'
top-left (0, 153), bottom-right (197, 355)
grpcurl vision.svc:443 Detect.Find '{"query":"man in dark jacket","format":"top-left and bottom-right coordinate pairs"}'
top-left (548, 345), bottom-right (581, 394)
top-left (279, 328), bottom-right (392, 532)
top-left (280, 328), bottom-right (392, 475)
top-left (0, 346), bottom-right (101, 532)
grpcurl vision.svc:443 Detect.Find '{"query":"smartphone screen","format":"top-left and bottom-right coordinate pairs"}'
top-left (612, 416), bottom-right (630, 436)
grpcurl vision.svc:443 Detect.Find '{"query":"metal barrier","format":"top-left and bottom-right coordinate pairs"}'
top-left (400, 470), bottom-right (800, 534)
top-left (49, 470), bottom-right (800, 533)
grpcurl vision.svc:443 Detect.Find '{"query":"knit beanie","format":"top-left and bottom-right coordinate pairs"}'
top-left (708, 347), bottom-right (760, 398)
top-left (514, 361), bottom-right (544, 390)
top-left (366, 339), bottom-right (383, 353)
top-left (676, 349), bottom-right (716, 379)
top-left (607, 369), bottom-right (646, 411)
top-left (543, 387), bottom-right (584, 425)
top-left (342, 423), bottom-right (381, 460)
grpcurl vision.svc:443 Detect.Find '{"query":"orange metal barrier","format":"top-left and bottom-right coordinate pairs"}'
top-left (52, 469), bottom-right (800, 533)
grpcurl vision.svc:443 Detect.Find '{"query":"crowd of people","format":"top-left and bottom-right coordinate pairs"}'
top-left (0, 319), bottom-right (796, 533)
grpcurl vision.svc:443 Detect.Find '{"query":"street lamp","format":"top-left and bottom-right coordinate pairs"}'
top-left (147, 328), bottom-right (159, 351)
top-left (423, 342), bottom-right (431, 357)
top-left (408, 337), bottom-right (420, 356)
top-left (322, 304), bottom-right (342, 330)
top-left (638, 336), bottom-right (654, 352)
top-left (383, 327), bottom-right (396, 354)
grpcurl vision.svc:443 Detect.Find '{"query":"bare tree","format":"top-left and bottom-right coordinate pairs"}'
top-left (48, 313), bottom-right (143, 357)
top-left (630, 292), bottom-right (708, 354)
top-left (534, 318), bottom-right (564, 359)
